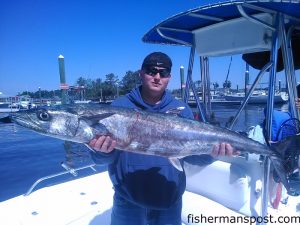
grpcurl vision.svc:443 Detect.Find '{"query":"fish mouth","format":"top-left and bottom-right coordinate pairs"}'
top-left (11, 112), bottom-right (45, 133)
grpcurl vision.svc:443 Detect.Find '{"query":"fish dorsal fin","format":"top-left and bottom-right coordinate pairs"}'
top-left (169, 157), bottom-right (183, 171)
top-left (165, 107), bottom-right (185, 115)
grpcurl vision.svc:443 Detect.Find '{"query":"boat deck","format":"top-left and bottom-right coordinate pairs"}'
top-left (1, 165), bottom-right (299, 225)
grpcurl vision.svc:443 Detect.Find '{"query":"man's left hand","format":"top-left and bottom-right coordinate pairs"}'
top-left (211, 143), bottom-right (240, 157)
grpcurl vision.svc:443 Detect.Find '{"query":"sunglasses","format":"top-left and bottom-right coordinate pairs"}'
top-left (143, 67), bottom-right (171, 78)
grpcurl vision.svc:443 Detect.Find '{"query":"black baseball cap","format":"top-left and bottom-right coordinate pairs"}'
top-left (141, 52), bottom-right (172, 71)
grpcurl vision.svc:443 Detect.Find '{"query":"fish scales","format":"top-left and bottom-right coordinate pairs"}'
top-left (92, 106), bottom-right (271, 158)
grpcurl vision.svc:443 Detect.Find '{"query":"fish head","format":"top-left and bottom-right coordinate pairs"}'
top-left (11, 105), bottom-right (94, 142)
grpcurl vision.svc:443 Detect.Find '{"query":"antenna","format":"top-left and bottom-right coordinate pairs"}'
top-left (224, 56), bottom-right (232, 87)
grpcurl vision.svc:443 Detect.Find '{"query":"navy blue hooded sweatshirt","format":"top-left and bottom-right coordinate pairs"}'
top-left (92, 86), bottom-right (195, 209)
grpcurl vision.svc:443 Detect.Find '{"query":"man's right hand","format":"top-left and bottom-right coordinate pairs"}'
top-left (88, 136), bottom-right (117, 153)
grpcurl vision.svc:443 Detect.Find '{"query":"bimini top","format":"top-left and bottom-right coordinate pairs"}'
top-left (142, 0), bottom-right (300, 70)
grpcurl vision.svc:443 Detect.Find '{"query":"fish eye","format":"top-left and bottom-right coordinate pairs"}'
top-left (37, 110), bottom-right (51, 121)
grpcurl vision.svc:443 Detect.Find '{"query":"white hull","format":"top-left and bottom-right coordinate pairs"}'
top-left (0, 108), bottom-right (19, 113)
top-left (0, 104), bottom-right (19, 113)
top-left (1, 159), bottom-right (299, 225)
top-left (224, 92), bottom-right (288, 104)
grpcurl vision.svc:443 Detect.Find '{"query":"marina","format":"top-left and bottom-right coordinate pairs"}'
top-left (1, 1), bottom-right (300, 225)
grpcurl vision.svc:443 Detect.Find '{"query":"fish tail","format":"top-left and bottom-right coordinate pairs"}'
top-left (270, 134), bottom-right (300, 192)
top-left (269, 155), bottom-right (290, 191)
top-left (271, 134), bottom-right (300, 156)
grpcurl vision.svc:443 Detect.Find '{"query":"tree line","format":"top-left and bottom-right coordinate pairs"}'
top-left (19, 70), bottom-right (141, 101)
top-left (18, 70), bottom-right (230, 100)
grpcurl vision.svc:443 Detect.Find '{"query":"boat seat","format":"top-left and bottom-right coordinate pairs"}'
top-left (184, 158), bottom-right (262, 217)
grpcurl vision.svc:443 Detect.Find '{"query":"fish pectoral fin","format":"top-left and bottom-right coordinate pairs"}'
top-left (92, 123), bottom-right (110, 136)
top-left (169, 158), bottom-right (183, 171)
top-left (81, 114), bottom-right (114, 136)
top-left (270, 155), bottom-right (290, 192)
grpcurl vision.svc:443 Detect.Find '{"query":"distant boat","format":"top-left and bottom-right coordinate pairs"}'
top-left (0, 92), bottom-right (20, 113)
top-left (74, 100), bottom-right (91, 104)
top-left (16, 95), bottom-right (37, 109)
top-left (0, 103), bottom-right (20, 113)
top-left (224, 91), bottom-right (288, 104)
top-left (187, 93), bottom-right (242, 107)
top-left (0, 93), bottom-right (37, 112)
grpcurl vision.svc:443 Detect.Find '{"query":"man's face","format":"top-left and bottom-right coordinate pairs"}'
top-left (140, 66), bottom-right (171, 94)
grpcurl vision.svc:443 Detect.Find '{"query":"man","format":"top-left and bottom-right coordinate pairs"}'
top-left (89, 52), bottom-right (235, 225)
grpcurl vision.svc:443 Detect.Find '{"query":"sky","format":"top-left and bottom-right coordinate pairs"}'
top-left (0, 0), bottom-right (292, 96)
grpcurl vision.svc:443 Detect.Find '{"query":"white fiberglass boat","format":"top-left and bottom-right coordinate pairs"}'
top-left (0, 103), bottom-right (20, 113)
top-left (224, 91), bottom-right (288, 104)
top-left (1, 1), bottom-right (300, 225)
top-left (0, 93), bottom-right (19, 113)
top-left (1, 160), bottom-right (299, 225)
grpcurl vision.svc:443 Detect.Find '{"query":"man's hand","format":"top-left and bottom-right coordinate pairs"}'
top-left (88, 136), bottom-right (116, 153)
top-left (210, 143), bottom-right (240, 158)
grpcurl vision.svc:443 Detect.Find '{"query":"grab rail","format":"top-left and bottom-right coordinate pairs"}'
top-left (24, 163), bottom-right (97, 196)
